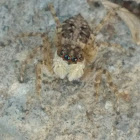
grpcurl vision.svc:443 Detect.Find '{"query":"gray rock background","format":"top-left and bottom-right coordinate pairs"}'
top-left (0, 0), bottom-right (140, 140)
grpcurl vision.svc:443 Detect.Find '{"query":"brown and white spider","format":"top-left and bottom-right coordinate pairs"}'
top-left (17, 3), bottom-right (128, 99)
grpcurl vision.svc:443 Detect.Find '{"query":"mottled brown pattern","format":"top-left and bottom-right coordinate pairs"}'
top-left (58, 14), bottom-right (92, 64)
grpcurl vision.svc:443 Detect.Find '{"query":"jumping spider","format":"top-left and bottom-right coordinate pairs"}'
top-left (17, 4), bottom-right (128, 99)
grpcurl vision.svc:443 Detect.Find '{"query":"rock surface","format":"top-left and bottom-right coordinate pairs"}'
top-left (0, 0), bottom-right (140, 140)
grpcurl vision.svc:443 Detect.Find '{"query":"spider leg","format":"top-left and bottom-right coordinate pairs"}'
top-left (83, 33), bottom-right (98, 63)
top-left (15, 32), bottom-right (46, 40)
top-left (36, 61), bottom-right (43, 95)
top-left (98, 41), bottom-right (126, 53)
top-left (94, 68), bottom-right (103, 99)
top-left (20, 34), bottom-right (53, 82)
top-left (100, 69), bottom-right (124, 98)
top-left (104, 69), bottom-right (130, 101)
top-left (0, 32), bottom-right (46, 48)
top-left (36, 59), bottom-right (53, 95)
top-left (81, 67), bottom-right (103, 100)
top-left (48, 3), bottom-right (62, 49)
top-left (103, 69), bottom-right (121, 100)
top-left (19, 45), bottom-right (43, 82)
top-left (36, 34), bottom-right (53, 95)
top-left (94, 68), bottom-right (126, 101)
top-left (48, 4), bottom-right (61, 27)
top-left (81, 67), bottom-right (93, 80)
top-left (94, 8), bottom-right (117, 34)
top-left (42, 35), bottom-right (53, 74)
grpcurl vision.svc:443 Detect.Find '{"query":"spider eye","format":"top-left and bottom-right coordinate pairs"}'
top-left (64, 55), bottom-right (71, 60)
top-left (71, 57), bottom-right (78, 62)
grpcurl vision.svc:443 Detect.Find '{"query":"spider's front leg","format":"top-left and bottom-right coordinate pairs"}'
top-left (94, 68), bottom-right (129, 101)
top-left (98, 41), bottom-right (126, 53)
top-left (94, 7), bottom-right (119, 35)
top-left (48, 4), bottom-right (61, 27)
top-left (20, 45), bottom-right (43, 82)
top-left (48, 3), bottom-right (62, 49)
top-left (36, 35), bottom-right (53, 95)
top-left (16, 32), bottom-right (47, 82)
top-left (19, 33), bottom-right (53, 83)
top-left (94, 68), bottom-right (103, 99)
top-left (15, 32), bottom-right (47, 39)
top-left (19, 33), bottom-right (49, 82)
top-left (0, 32), bottom-right (44, 48)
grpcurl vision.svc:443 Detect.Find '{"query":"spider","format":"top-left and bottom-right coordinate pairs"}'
top-left (16, 3), bottom-right (128, 100)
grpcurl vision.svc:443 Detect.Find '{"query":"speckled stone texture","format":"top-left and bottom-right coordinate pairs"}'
top-left (0, 0), bottom-right (140, 140)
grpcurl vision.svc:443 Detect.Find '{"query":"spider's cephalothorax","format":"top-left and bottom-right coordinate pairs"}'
top-left (18, 3), bottom-right (129, 99)
top-left (57, 14), bottom-right (91, 64)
